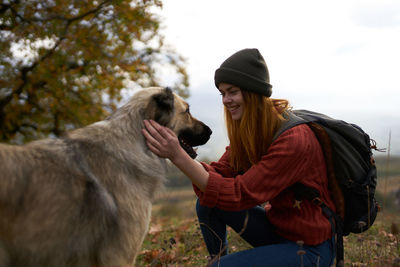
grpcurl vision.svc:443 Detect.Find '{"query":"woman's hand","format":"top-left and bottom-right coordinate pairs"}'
top-left (142, 119), bottom-right (209, 192)
top-left (142, 120), bottom-right (184, 161)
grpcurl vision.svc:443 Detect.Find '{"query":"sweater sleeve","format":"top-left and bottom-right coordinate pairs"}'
top-left (197, 124), bottom-right (314, 211)
top-left (192, 147), bottom-right (236, 197)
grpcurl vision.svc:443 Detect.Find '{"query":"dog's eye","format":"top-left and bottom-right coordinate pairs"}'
top-left (181, 107), bottom-right (190, 115)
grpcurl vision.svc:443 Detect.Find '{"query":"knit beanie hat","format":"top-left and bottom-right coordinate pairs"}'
top-left (214, 48), bottom-right (272, 97)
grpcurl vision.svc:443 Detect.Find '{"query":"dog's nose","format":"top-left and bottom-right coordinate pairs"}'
top-left (200, 124), bottom-right (212, 144)
top-left (205, 124), bottom-right (212, 136)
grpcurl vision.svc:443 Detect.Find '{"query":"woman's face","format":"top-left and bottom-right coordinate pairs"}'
top-left (218, 83), bottom-right (244, 121)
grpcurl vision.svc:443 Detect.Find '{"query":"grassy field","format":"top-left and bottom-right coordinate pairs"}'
top-left (136, 184), bottom-right (400, 267)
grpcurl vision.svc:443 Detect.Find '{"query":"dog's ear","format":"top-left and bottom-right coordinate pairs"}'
top-left (143, 87), bottom-right (174, 126)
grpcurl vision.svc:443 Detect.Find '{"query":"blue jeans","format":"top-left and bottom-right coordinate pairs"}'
top-left (196, 199), bottom-right (335, 267)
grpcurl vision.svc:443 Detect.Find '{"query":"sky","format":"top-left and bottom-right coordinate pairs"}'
top-left (156, 0), bottom-right (400, 158)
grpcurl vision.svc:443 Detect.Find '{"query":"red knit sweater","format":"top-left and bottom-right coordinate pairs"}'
top-left (193, 124), bottom-right (335, 245)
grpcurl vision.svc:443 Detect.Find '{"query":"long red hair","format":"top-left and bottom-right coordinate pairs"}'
top-left (225, 90), bottom-right (289, 173)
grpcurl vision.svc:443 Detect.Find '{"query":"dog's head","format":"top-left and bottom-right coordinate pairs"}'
top-left (142, 87), bottom-right (212, 159)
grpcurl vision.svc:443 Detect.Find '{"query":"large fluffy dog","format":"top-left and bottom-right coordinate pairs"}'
top-left (0, 87), bottom-right (212, 267)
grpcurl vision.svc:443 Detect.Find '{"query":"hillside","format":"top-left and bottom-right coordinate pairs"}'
top-left (137, 187), bottom-right (400, 266)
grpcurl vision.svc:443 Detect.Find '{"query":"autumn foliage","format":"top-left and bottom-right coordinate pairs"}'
top-left (0, 0), bottom-right (188, 143)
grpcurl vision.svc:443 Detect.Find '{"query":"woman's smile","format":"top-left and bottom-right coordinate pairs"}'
top-left (227, 105), bottom-right (239, 112)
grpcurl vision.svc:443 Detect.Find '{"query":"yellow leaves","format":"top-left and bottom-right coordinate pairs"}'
top-left (1, 0), bottom-right (189, 143)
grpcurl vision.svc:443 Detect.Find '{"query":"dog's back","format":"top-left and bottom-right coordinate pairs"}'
top-left (0, 140), bottom-right (120, 267)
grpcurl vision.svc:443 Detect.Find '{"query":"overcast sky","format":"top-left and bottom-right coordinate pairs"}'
top-left (157, 0), bottom-right (400, 158)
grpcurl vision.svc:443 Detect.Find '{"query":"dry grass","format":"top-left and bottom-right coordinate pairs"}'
top-left (136, 187), bottom-right (400, 267)
top-left (343, 211), bottom-right (400, 266)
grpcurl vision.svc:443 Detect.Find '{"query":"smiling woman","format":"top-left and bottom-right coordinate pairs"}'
top-left (143, 48), bottom-right (337, 267)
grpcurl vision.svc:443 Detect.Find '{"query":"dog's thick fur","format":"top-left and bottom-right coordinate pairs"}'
top-left (0, 87), bottom-right (211, 267)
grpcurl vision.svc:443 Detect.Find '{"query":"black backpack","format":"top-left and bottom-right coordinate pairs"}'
top-left (273, 110), bottom-right (382, 267)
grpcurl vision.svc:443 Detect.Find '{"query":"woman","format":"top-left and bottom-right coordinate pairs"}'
top-left (142, 48), bottom-right (336, 266)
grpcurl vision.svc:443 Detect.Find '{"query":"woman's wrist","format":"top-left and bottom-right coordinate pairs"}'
top-left (170, 148), bottom-right (209, 192)
top-left (169, 145), bottom-right (188, 164)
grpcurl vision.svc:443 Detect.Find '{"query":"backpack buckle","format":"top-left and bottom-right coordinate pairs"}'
top-left (312, 197), bottom-right (323, 206)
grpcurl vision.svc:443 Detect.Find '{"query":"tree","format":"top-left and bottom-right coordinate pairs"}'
top-left (0, 0), bottom-right (189, 143)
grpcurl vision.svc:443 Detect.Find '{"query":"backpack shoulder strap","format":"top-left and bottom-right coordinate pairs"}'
top-left (272, 111), bottom-right (307, 142)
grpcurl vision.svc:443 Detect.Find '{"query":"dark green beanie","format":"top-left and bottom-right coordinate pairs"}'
top-left (214, 48), bottom-right (272, 97)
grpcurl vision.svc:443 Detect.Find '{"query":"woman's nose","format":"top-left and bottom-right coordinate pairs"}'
top-left (222, 94), bottom-right (231, 105)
